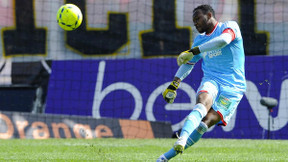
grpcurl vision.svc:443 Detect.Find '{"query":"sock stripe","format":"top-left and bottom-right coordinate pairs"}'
top-left (196, 122), bottom-right (208, 134)
top-left (193, 103), bottom-right (208, 118)
top-left (186, 136), bottom-right (196, 146)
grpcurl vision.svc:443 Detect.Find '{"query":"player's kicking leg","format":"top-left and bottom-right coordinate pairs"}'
top-left (157, 81), bottom-right (217, 161)
top-left (156, 103), bottom-right (209, 161)
top-left (173, 103), bottom-right (207, 153)
top-left (156, 109), bottom-right (220, 162)
top-left (156, 119), bottom-right (207, 161)
top-left (173, 92), bottom-right (212, 153)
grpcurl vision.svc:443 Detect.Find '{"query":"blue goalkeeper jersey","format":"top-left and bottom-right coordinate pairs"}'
top-left (189, 21), bottom-right (246, 92)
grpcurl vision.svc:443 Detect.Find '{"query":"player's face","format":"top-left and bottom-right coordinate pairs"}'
top-left (193, 10), bottom-right (209, 33)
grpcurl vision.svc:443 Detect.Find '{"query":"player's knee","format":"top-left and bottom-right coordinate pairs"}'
top-left (193, 103), bottom-right (208, 118)
top-left (196, 93), bottom-right (213, 108)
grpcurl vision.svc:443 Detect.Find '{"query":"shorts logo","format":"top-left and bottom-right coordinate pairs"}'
top-left (217, 95), bottom-right (231, 110)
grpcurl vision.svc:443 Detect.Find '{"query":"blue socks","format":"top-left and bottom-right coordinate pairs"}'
top-left (162, 122), bottom-right (208, 160)
top-left (180, 103), bottom-right (207, 140)
top-left (185, 122), bottom-right (208, 148)
top-left (161, 103), bottom-right (208, 160)
top-left (163, 148), bottom-right (178, 160)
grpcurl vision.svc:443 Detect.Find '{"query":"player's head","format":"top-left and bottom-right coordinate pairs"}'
top-left (193, 5), bottom-right (216, 34)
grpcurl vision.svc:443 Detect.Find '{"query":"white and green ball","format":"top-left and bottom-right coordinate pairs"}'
top-left (57, 4), bottom-right (83, 31)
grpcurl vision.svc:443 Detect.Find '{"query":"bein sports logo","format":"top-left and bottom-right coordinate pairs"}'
top-left (92, 61), bottom-right (288, 132)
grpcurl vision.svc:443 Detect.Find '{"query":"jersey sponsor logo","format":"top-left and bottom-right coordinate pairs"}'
top-left (207, 49), bottom-right (222, 58)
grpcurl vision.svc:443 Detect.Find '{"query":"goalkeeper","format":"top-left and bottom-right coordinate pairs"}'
top-left (157, 4), bottom-right (246, 162)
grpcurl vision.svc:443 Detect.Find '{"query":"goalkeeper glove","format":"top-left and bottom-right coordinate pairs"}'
top-left (177, 47), bottom-right (200, 66)
top-left (162, 81), bottom-right (180, 103)
top-left (177, 50), bottom-right (193, 66)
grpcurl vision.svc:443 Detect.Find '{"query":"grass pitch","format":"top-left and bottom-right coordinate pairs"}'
top-left (0, 138), bottom-right (287, 161)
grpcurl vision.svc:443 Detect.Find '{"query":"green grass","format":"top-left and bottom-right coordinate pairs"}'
top-left (0, 138), bottom-right (287, 161)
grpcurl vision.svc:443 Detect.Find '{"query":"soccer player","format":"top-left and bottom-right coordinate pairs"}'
top-left (157, 4), bottom-right (246, 162)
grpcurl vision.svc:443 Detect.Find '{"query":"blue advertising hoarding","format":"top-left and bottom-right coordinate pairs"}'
top-left (45, 56), bottom-right (288, 139)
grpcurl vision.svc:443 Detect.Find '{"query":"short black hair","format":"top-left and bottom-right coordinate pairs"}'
top-left (193, 4), bottom-right (215, 17)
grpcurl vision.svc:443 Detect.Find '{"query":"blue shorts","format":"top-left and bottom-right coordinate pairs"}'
top-left (196, 78), bottom-right (244, 126)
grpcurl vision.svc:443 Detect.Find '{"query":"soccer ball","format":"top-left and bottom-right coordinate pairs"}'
top-left (57, 4), bottom-right (83, 31)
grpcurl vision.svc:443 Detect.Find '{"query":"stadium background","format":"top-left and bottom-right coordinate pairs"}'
top-left (0, 0), bottom-right (287, 139)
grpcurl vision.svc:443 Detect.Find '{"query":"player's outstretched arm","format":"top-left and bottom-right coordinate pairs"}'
top-left (177, 28), bottom-right (235, 66)
top-left (198, 28), bottom-right (235, 53)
